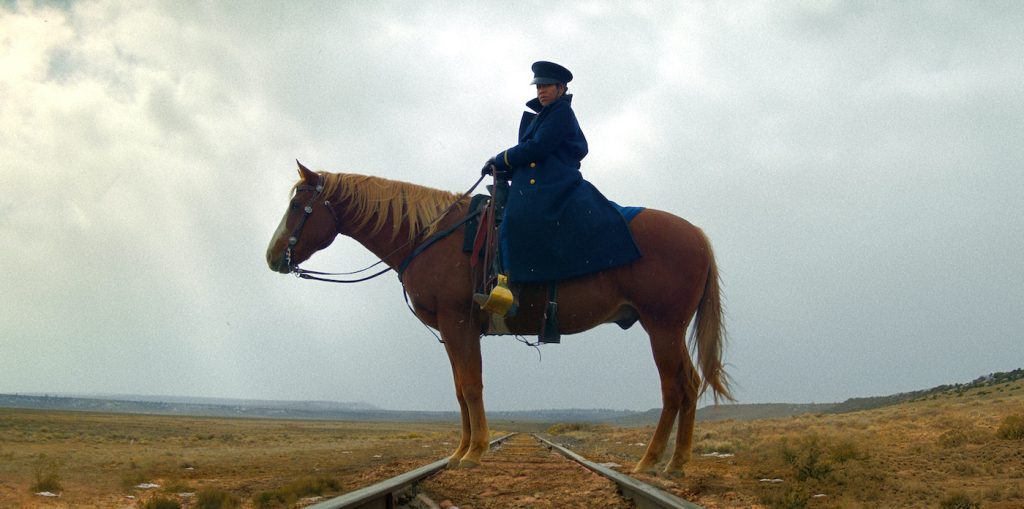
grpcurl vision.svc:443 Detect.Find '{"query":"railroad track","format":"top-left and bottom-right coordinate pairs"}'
top-left (306, 433), bottom-right (704, 509)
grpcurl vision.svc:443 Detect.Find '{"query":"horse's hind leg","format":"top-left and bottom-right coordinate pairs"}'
top-left (666, 357), bottom-right (701, 475)
top-left (633, 323), bottom-right (688, 474)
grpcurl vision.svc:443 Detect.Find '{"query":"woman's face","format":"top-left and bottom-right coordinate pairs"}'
top-left (536, 83), bottom-right (564, 106)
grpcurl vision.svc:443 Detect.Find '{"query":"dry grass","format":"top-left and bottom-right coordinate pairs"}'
top-left (0, 410), bottom-right (461, 508)
top-left (2, 378), bottom-right (1022, 508)
top-left (563, 378), bottom-right (1024, 508)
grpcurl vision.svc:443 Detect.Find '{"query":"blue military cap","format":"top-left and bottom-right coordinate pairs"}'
top-left (530, 61), bottom-right (573, 85)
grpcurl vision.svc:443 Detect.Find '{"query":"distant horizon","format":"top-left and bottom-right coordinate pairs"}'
top-left (6, 366), bottom-right (1017, 412)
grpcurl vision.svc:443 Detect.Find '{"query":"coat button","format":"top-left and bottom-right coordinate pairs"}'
top-left (529, 162), bottom-right (536, 168)
top-left (530, 178), bottom-right (536, 184)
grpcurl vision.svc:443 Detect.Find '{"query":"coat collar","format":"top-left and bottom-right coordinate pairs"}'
top-left (526, 93), bottom-right (573, 113)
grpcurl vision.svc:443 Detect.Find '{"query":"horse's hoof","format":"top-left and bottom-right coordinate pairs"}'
top-left (447, 457), bottom-right (461, 469)
top-left (458, 458), bottom-right (480, 469)
top-left (632, 462), bottom-right (657, 475)
top-left (662, 468), bottom-right (685, 479)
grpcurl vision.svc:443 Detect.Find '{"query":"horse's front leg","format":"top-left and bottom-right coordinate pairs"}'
top-left (440, 314), bottom-right (488, 468)
top-left (443, 345), bottom-right (472, 468)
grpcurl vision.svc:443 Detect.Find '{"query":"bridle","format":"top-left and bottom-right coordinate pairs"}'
top-left (281, 173), bottom-right (391, 283)
top-left (282, 171), bottom-right (488, 344)
top-left (283, 174), bottom-right (328, 268)
top-left (282, 172), bottom-right (486, 284)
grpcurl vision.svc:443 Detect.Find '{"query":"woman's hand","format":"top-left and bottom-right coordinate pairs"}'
top-left (480, 159), bottom-right (497, 176)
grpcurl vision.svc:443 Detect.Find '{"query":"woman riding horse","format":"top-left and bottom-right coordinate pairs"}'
top-left (266, 62), bottom-right (732, 474)
top-left (483, 61), bottom-right (641, 287)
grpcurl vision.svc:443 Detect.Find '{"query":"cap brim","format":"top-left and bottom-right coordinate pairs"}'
top-left (530, 77), bottom-right (560, 85)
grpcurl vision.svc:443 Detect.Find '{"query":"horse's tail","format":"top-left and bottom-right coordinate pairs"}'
top-left (691, 233), bottom-right (735, 403)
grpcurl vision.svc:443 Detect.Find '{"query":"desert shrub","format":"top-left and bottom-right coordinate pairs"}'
top-left (952, 462), bottom-right (979, 476)
top-left (30, 455), bottom-right (63, 493)
top-left (142, 497), bottom-right (182, 509)
top-left (254, 477), bottom-right (341, 508)
top-left (983, 485), bottom-right (1004, 502)
top-left (780, 435), bottom-right (832, 482)
top-left (195, 489), bottom-right (241, 509)
top-left (254, 492), bottom-right (288, 509)
top-left (121, 470), bottom-right (152, 490)
top-left (829, 439), bottom-right (868, 463)
top-left (693, 440), bottom-right (735, 454)
top-left (940, 491), bottom-right (980, 509)
top-left (547, 422), bottom-right (592, 434)
top-left (760, 484), bottom-right (809, 509)
top-left (997, 414), bottom-right (1024, 440)
top-left (939, 428), bottom-right (968, 448)
top-left (30, 471), bottom-right (62, 493)
top-left (161, 479), bottom-right (193, 493)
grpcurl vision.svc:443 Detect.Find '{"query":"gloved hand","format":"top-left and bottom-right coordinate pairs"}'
top-left (480, 159), bottom-right (497, 177)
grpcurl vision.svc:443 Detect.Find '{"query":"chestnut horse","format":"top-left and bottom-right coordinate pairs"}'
top-left (266, 162), bottom-right (733, 475)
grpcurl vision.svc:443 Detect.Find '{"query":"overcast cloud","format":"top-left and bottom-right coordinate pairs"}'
top-left (2, 1), bottom-right (1022, 411)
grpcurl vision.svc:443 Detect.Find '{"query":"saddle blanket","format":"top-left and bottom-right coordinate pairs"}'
top-left (610, 201), bottom-right (644, 223)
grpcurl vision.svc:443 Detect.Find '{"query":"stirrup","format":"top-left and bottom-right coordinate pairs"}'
top-left (474, 274), bottom-right (514, 316)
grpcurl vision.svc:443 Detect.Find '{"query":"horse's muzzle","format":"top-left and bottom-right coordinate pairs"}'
top-left (267, 251), bottom-right (291, 274)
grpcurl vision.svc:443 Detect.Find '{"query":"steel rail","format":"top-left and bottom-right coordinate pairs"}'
top-left (305, 433), bottom-right (517, 509)
top-left (533, 434), bottom-right (705, 509)
top-left (306, 431), bottom-right (704, 509)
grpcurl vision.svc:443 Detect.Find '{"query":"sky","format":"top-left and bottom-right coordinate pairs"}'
top-left (2, 1), bottom-right (1022, 412)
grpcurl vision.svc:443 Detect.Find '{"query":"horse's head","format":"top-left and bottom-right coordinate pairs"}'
top-left (266, 161), bottom-right (340, 274)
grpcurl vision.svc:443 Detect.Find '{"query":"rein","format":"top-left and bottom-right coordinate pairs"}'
top-left (287, 173), bottom-right (486, 284)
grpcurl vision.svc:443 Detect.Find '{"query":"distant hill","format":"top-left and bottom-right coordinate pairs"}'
top-left (0, 394), bottom-right (637, 424)
top-left (0, 394), bottom-right (396, 421)
top-left (3, 368), bottom-right (1020, 424)
top-left (600, 403), bottom-right (838, 426)
top-left (696, 403), bottom-right (837, 422)
top-left (689, 367), bottom-right (1024, 423)
top-left (75, 394), bottom-right (381, 411)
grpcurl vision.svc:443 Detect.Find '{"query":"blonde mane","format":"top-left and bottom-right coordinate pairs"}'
top-left (315, 172), bottom-right (463, 240)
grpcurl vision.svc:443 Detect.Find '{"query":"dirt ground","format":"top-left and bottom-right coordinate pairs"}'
top-left (1, 378), bottom-right (1022, 508)
top-left (557, 378), bottom-right (1024, 508)
top-left (419, 433), bottom-right (634, 508)
top-left (0, 414), bottom-right (458, 508)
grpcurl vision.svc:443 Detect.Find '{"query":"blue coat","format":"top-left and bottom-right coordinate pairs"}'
top-left (493, 95), bottom-right (641, 283)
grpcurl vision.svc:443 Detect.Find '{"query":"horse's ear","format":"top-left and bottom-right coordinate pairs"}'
top-left (296, 160), bottom-right (316, 181)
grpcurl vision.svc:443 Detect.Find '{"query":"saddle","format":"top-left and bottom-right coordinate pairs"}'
top-left (462, 183), bottom-right (561, 343)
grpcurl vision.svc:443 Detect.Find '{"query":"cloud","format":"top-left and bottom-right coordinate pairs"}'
top-left (2, 1), bottom-right (1022, 410)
